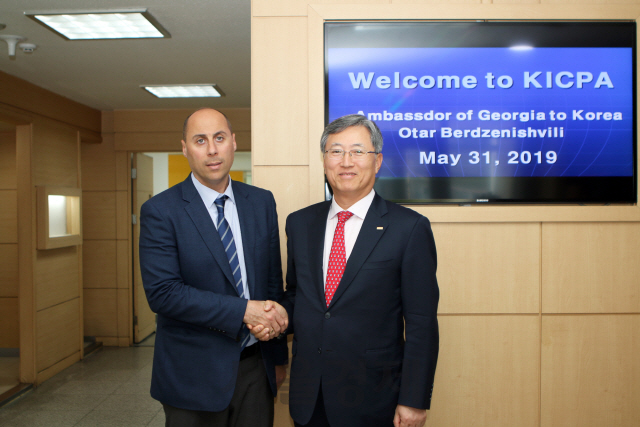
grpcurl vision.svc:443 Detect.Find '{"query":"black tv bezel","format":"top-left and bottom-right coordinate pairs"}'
top-left (323, 20), bottom-right (637, 205)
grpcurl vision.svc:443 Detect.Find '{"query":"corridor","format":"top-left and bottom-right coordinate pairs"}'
top-left (0, 337), bottom-right (164, 427)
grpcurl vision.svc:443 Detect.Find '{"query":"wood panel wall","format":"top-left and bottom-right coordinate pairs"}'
top-left (29, 119), bottom-right (84, 384)
top-left (0, 131), bottom-right (18, 349)
top-left (252, 2), bottom-right (640, 427)
top-left (0, 70), bottom-right (101, 385)
top-left (80, 108), bottom-right (251, 347)
top-left (81, 116), bottom-right (131, 347)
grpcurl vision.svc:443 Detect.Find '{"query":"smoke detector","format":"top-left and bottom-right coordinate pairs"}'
top-left (19, 42), bottom-right (37, 53)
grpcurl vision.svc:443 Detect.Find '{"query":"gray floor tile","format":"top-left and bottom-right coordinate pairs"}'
top-left (68, 369), bottom-right (140, 383)
top-left (93, 394), bottom-right (161, 413)
top-left (15, 393), bottom-right (109, 412)
top-left (0, 345), bottom-right (190, 427)
top-left (53, 380), bottom-right (122, 395)
top-left (112, 379), bottom-right (152, 395)
top-left (0, 409), bottom-right (87, 427)
top-left (74, 409), bottom-right (158, 427)
top-left (146, 410), bottom-right (165, 427)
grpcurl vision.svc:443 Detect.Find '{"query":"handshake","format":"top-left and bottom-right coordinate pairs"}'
top-left (243, 300), bottom-right (288, 342)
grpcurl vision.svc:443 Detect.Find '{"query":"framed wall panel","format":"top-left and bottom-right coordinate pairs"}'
top-left (0, 298), bottom-right (19, 348)
top-left (254, 166), bottom-right (310, 271)
top-left (0, 190), bottom-right (17, 244)
top-left (36, 299), bottom-right (81, 371)
top-left (541, 314), bottom-right (640, 427)
top-left (83, 288), bottom-right (118, 337)
top-left (0, 131), bottom-right (16, 190)
top-left (83, 240), bottom-right (117, 289)
top-left (252, 17), bottom-right (309, 166)
top-left (429, 315), bottom-right (540, 427)
top-left (35, 246), bottom-right (80, 311)
top-left (81, 134), bottom-right (117, 192)
top-left (82, 191), bottom-right (117, 240)
top-left (0, 244), bottom-right (18, 297)
top-left (33, 123), bottom-right (79, 188)
top-left (433, 223), bottom-right (540, 314)
top-left (542, 223), bottom-right (640, 313)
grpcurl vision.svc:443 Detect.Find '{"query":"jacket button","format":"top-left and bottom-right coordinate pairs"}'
top-left (325, 312), bottom-right (331, 319)
top-left (318, 348), bottom-right (322, 354)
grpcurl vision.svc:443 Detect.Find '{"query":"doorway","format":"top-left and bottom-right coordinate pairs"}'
top-left (132, 153), bottom-right (156, 344)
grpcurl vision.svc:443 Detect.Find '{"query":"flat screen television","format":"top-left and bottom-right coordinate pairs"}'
top-left (324, 21), bottom-right (637, 204)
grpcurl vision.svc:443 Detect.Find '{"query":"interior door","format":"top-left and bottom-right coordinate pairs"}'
top-left (132, 153), bottom-right (156, 343)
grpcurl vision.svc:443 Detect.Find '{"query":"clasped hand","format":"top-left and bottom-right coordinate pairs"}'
top-left (244, 300), bottom-right (288, 341)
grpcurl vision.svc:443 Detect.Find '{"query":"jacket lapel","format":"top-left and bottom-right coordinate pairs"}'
top-left (328, 194), bottom-right (388, 309)
top-left (233, 182), bottom-right (257, 298)
top-left (309, 202), bottom-right (331, 306)
top-left (182, 176), bottom-right (237, 293)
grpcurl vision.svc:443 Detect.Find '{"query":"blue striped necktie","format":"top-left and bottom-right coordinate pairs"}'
top-left (214, 195), bottom-right (250, 350)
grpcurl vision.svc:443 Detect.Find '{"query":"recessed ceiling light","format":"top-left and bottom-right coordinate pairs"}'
top-left (142, 85), bottom-right (225, 98)
top-left (24, 9), bottom-right (170, 40)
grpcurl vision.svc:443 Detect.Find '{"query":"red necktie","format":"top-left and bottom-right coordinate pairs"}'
top-left (325, 211), bottom-right (354, 307)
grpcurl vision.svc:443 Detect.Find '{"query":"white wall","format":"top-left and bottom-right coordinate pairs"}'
top-left (144, 152), bottom-right (170, 196)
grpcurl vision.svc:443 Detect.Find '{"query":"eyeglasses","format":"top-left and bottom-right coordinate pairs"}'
top-left (324, 149), bottom-right (378, 160)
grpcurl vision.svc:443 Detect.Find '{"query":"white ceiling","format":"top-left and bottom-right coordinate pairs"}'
top-left (0, 0), bottom-right (251, 111)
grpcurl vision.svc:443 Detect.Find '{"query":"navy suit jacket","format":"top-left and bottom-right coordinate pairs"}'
top-left (282, 193), bottom-right (439, 427)
top-left (139, 175), bottom-right (287, 412)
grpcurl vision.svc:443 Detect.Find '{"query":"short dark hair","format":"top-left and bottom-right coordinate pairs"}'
top-left (182, 108), bottom-right (233, 141)
top-left (320, 114), bottom-right (383, 153)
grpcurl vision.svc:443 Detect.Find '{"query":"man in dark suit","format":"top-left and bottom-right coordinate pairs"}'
top-left (139, 108), bottom-right (289, 427)
top-left (279, 114), bottom-right (439, 427)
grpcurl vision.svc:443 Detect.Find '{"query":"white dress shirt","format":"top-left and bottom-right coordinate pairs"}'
top-left (191, 174), bottom-right (256, 346)
top-left (322, 189), bottom-right (376, 288)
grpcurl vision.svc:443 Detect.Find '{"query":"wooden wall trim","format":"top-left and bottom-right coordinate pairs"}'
top-left (112, 108), bottom-right (251, 133)
top-left (0, 104), bottom-right (32, 126)
top-left (0, 71), bottom-right (100, 134)
top-left (309, 3), bottom-right (640, 19)
top-left (16, 124), bottom-right (36, 383)
top-left (307, 6), bottom-right (325, 203)
top-left (110, 109), bottom-right (252, 152)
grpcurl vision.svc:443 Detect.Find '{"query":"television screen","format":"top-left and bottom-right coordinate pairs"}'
top-left (325, 22), bottom-right (637, 204)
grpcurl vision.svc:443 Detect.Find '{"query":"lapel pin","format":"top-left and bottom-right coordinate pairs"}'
top-left (377, 227), bottom-right (383, 230)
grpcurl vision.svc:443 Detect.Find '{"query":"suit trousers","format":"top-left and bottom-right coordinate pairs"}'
top-left (163, 348), bottom-right (273, 427)
top-left (293, 385), bottom-right (330, 427)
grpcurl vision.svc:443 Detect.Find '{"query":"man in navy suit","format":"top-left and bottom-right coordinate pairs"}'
top-left (278, 115), bottom-right (439, 427)
top-left (139, 108), bottom-right (288, 427)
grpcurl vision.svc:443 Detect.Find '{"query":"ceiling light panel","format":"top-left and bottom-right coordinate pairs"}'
top-left (142, 85), bottom-right (224, 98)
top-left (25, 9), bottom-right (170, 40)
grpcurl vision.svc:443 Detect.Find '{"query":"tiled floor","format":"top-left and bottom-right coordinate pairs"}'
top-left (0, 337), bottom-right (165, 427)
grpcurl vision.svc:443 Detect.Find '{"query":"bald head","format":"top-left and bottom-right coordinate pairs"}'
top-left (183, 108), bottom-right (233, 141)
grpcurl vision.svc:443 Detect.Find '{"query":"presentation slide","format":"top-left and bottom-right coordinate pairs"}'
top-left (327, 47), bottom-right (634, 179)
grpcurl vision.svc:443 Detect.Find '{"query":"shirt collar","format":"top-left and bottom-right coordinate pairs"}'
top-left (191, 173), bottom-right (235, 208)
top-left (329, 188), bottom-right (375, 221)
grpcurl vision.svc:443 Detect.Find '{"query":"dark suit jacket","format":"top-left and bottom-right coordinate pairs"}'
top-left (139, 175), bottom-right (287, 412)
top-left (282, 193), bottom-right (439, 427)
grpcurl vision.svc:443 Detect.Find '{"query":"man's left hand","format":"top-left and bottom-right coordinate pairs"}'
top-left (275, 365), bottom-right (287, 389)
top-left (393, 404), bottom-right (427, 427)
